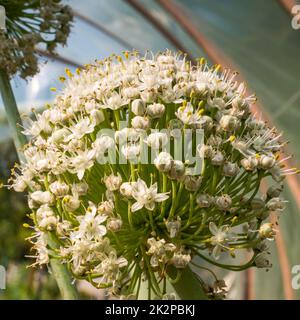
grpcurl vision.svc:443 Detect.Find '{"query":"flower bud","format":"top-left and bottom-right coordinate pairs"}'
top-left (222, 162), bottom-right (239, 177)
top-left (183, 175), bottom-right (202, 191)
top-left (267, 184), bottom-right (283, 198)
top-left (171, 252), bottom-right (191, 268)
top-left (196, 194), bottom-right (214, 208)
top-left (211, 151), bottom-right (224, 166)
top-left (120, 182), bottom-right (136, 198)
top-left (240, 157), bottom-right (258, 171)
top-left (97, 200), bottom-right (114, 215)
top-left (259, 223), bottom-right (276, 240)
top-left (147, 103), bottom-right (165, 118)
top-left (56, 220), bottom-right (71, 237)
top-left (198, 144), bottom-right (213, 159)
top-left (62, 195), bottom-right (80, 211)
top-left (107, 218), bottom-right (123, 232)
top-left (121, 143), bottom-right (140, 160)
top-left (266, 197), bottom-right (286, 211)
top-left (36, 204), bottom-right (57, 231)
top-left (165, 217), bottom-right (181, 238)
top-left (131, 99), bottom-right (145, 116)
top-left (90, 109), bottom-right (105, 125)
top-left (115, 128), bottom-right (140, 144)
top-left (140, 89), bottom-right (157, 103)
top-left (145, 132), bottom-right (168, 150)
top-left (72, 182), bottom-right (88, 196)
top-left (215, 194), bottom-right (232, 211)
top-left (12, 176), bottom-right (27, 192)
top-left (198, 115), bottom-right (213, 131)
top-left (131, 116), bottom-right (150, 130)
top-left (254, 252), bottom-right (272, 268)
top-left (51, 128), bottom-right (70, 144)
top-left (168, 160), bottom-right (185, 179)
top-left (104, 173), bottom-right (122, 191)
top-left (259, 154), bottom-right (276, 169)
top-left (250, 197), bottom-right (265, 210)
top-left (219, 115), bottom-right (240, 132)
top-left (49, 181), bottom-right (69, 197)
top-left (154, 152), bottom-right (173, 172)
top-left (30, 191), bottom-right (54, 205)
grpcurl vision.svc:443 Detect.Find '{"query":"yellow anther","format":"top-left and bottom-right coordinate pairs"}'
top-left (199, 57), bottom-right (206, 65)
top-left (231, 216), bottom-right (238, 224)
top-left (197, 109), bottom-right (205, 116)
top-left (182, 100), bottom-right (187, 107)
top-left (65, 68), bottom-right (73, 78)
top-left (214, 64), bottom-right (221, 73)
top-left (124, 51), bottom-right (129, 59)
top-left (50, 87), bottom-right (57, 92)
top-left (198, 100), bottom-right (205, 108)
top-left (255, 153), bottom-right (261, 159)
top-left (59, 76), bottom-right (66, 83)
top-left (76, 68), bottom-right (81, 75)
top-left (229, 135), bottom-right (236, 142)
top-left (190, 89), bottom-right (195, 98)
top-left (23, 223), bottom-right (30, 228)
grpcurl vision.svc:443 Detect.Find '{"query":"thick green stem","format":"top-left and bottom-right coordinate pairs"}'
top-left (0, 69), bottom-right (27, 162)
top-left (50, 259), bottom-right (78, 300)
top-left (169, 265), bottom-right (208, 300)
top-left (0, 69), bottom-right (78, 300)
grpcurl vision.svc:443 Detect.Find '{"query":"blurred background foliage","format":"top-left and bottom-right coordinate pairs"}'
top-left (1, 0), bottom-right (300, 299)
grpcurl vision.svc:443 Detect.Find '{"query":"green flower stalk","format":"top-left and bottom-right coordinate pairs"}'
top-left (9, 50), bottom-right (297, 299)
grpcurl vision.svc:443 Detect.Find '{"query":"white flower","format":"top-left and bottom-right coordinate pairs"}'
top-left (69, 149), bottom-right (95, 180)
top-left (258, 223), bottom-right (276, 240)
top-left (75, 202), bottom-right (107, 240)
top-left (49, 181), bottom-right (69, 197)
top-left (209, 222), bottom-right (235, 259)
top-left (146, 237), bottom-right (176, 267)
top-left (104, 173), bottom-right (122, 191)
top-left (175, 103), bottom-right (201, 125)
top-left (121, 143), bottom-right (141, 160)
top-left (62, 194), bottom-right (80, 212)
top-left (144, 132), bottom-right (168, 150)
top-left (93, 252), bottom-right (128, 283)
top-left (102, 92), bottom-right (128, 110)
top-left (131, 178), bottom-right (169, 212)
top-left (92, 135), bottom-right (115, 158)
top-left (67, 117), bottom-right (95, 141)
top-left (147, 103), bottom-right (165, 118)
top-left (131, 116), bottom-right (150, 130)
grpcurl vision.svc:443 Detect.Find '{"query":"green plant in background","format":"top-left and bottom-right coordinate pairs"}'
top-left (0, 0), bottom-right (72, 79)
top-left (9, 50), bottom-right (297, 299)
